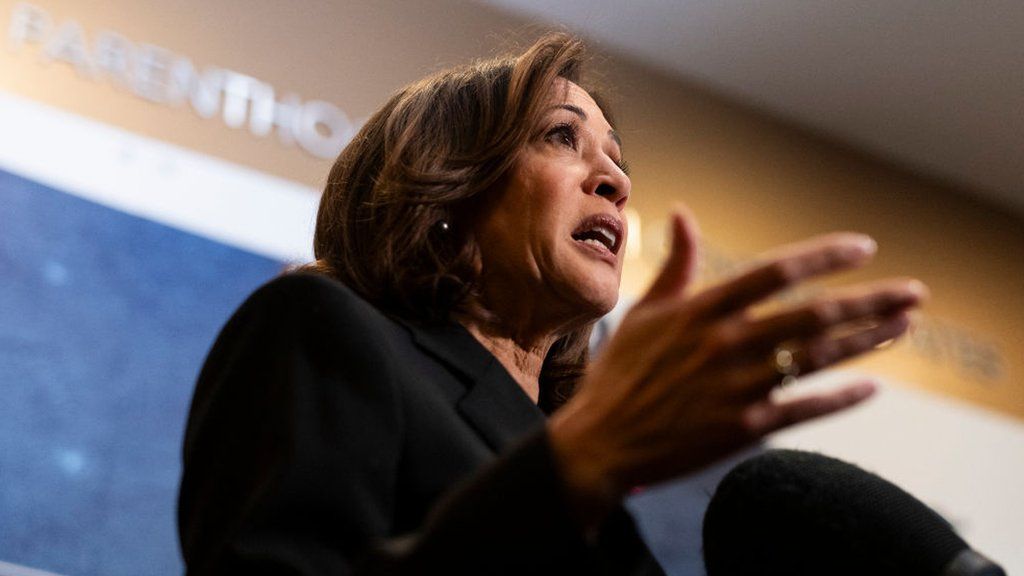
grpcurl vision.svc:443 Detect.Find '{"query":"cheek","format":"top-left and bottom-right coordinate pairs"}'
top-left (496, 156), bottom-right (588, 263)
top-left (531, 172), bottom-right (581, 223)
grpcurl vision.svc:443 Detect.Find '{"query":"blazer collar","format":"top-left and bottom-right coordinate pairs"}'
top-left (399, 319), bottom-right (546, 452)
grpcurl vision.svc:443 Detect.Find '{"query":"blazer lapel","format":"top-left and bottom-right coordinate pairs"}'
top-left (400, 319), bottom-right (546, 452)
top-left (456, 360), bottom-right (546, 451)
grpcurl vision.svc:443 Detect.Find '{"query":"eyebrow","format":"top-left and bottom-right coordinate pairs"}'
top-left (554, 104), bottom-right (623, 148)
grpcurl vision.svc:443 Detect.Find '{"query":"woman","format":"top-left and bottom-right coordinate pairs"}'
top-left (178, 33), bottom-right (925, 574)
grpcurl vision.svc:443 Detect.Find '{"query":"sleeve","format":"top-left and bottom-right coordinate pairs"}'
top-left (177, 274), bottom-right (660, 576)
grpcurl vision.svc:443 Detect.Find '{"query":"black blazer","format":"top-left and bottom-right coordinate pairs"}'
top-left (178, 273), bottom-right (664, 575)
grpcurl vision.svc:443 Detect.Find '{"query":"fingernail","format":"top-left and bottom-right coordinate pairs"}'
top-left (855, 236), bottom-right (878, 256)
top-left (907, 279), bottom-right (930, 300)
top-left (854, 380), bottom-right (877, 399)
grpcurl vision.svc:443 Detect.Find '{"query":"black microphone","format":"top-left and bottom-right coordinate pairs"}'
top-left (702, 449), bottom-right (1005, 576)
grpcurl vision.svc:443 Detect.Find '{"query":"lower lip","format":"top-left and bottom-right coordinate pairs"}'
top-left (573, 239), bottom-right (618, 265)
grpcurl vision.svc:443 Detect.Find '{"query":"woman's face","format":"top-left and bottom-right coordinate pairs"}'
top-left (474, 79), bottom-right (631, 327)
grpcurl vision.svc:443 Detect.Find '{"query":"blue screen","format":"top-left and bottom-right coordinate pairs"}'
top-left (0, 168), bottom-right (283, 575)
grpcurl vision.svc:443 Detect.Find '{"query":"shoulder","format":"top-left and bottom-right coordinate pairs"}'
top-left (180, 274), bottom-right (413, 567)
top-left (225, 272), bottom-right (404, 350)
top-left (192, 272), bottom-right (414, 410)
top-left (186, 273), bottom-right (412, 455)
top-left (243, 272), bottom-right (390, 326)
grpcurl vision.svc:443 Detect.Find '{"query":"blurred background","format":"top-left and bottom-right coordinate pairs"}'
top-left (0, 1), bottom-right (1021, 574)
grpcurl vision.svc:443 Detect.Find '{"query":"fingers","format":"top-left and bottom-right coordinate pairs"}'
top-left (742, 380), bottom-right (877, 436)
top-left (735, 311), bottom-right (911, 399)
top-left (703, 277), bottom-right (922, 403)
top-left (640, 207), bottom-right (700, 304)
top-left (691, 233), bottom-right (877, 323)
top-left (711, 278), bottom-right (927, 362)
top-left (799, 311), bottom-right (910, 373)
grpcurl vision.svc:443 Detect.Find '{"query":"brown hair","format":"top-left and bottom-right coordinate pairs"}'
top-left (307, 33), bottom-right (608, 411)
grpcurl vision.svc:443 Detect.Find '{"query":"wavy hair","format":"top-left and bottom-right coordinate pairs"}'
top-left (306, 33), bottom-right (610, 411)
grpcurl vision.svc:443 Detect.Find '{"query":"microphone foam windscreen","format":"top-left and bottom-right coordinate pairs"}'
top-left (702, 449), bottom-right (967, 576)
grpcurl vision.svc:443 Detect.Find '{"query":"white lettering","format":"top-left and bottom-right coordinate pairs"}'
top-left (220, 70), bottom-right (262, 129)
top-left (93, 31), bottom-right (132, 86)
top-left (296, 100), bottom-right (354, 159)
top-left (183, 62), bottom-right (225, 117)
top-left (133, 43), bottom-right (176, 103)
top-left (272, 94), bottom-right (303, 146)
top-left (43, 21), bottom-right (92, 76)
top-left (247, 81), bottom-right (277, 137)
top-left (7, 3), bottom-right (50, 52)
top-left (164, 57), bottom-right (194, 106)
top-left (6, 3), bottom-right (357, 160)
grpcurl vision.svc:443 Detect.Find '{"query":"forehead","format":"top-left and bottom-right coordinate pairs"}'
top-left (548, 79), bottom-right (612, 128)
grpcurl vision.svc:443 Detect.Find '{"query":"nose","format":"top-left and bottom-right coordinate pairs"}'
top-left (588, 158), bottom-right (631, 209)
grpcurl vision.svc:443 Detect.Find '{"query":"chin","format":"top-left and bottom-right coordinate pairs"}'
top-left (553, 257), bottom-right (622, 323)
top-left (595, 288), bottom-right (620, 316)
top-left (572, 280), bottom-right (620, 320)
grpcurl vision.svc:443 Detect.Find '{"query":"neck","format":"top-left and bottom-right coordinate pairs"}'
top-left (459, 319), bottom-right (560, 404)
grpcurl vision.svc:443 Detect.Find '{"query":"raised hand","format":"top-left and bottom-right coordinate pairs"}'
top-left (548, 209), bottom-right (927, 524)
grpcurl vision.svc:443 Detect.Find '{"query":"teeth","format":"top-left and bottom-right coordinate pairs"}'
top-left (593, 227), bottom-right (616, 246)
top-left (572, 219), bottom-right (620, 254)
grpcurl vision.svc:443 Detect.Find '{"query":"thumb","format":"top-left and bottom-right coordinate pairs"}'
top-left (640, 206), bottom-right (700, 304)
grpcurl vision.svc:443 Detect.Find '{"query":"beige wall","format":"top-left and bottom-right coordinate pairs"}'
top-left (3, 0), bottom-right (1021, 419)
top-left (607, 58), bottom-right (1024, 420)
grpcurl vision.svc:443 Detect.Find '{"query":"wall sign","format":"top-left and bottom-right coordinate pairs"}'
top-left (6, 2), bottom-right (359, 159)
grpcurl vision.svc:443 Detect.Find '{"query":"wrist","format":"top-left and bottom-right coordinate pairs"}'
top-left (547, 404), bottom-right (623, 532)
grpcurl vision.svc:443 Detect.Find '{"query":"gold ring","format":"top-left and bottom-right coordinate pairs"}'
top-left (773, 346), bottom-right (800, 387)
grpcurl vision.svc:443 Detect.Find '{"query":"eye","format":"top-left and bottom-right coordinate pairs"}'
top-left (545, 122), bottom-right (578, 150)
top-left (615, 158), bottom-right (631, 176)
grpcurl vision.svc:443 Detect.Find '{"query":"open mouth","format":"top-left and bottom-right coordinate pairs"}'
top-left (571, 214), bottom-right (623, 256)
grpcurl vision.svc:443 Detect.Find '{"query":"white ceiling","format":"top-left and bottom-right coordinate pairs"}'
top-left (480, 0), bottom-right (1024, 216)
